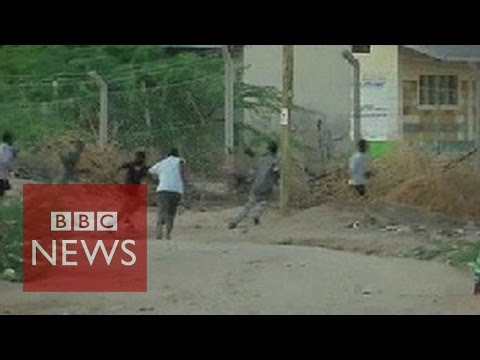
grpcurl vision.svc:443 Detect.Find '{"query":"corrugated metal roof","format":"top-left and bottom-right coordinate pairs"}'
top-left (403, 45), bottom-right (480, 62)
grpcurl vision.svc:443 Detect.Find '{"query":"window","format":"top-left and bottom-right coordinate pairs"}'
top-left (419, 75), bottom-right (459, 106)
top-left (352, 45), bottom-right (371, 54)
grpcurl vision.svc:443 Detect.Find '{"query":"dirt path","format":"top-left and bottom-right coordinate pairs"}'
top-left (172, 202), bottom-right (476, 260)
top-left (1, 204), bottom-right (480, 314)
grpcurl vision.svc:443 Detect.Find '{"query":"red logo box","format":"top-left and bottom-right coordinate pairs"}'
top-left (23, 184), bottom-right (147, 292)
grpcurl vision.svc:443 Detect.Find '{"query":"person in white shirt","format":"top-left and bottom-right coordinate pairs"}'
top-left (349, 139), bottom-right (372, 197)
top-left (0, 131), bottom-right (17, 198)
top-left (149, 148), bottom-right (186, 240)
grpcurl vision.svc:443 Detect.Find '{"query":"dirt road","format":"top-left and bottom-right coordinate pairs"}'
top-left (1, 204), bottom-right (480, 315)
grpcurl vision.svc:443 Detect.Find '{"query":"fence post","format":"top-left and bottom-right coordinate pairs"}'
top-left (52, 80), bottom-right (59, 99)
top-left (222, 46), bottom-right (235, 174)
top-left (142, 80), bottom-right (152, 129)
top-left (89, 71), bottom-right (109, 150)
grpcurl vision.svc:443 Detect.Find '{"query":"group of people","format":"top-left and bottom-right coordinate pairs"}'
top-left (0, 132), bottom-right (376, 239)
top-left (4, 132), bottom-right (480, 295)
top-left (117, 148), bottom-right (185, 241)
top-left (117, 143), bottom-right (282, 240)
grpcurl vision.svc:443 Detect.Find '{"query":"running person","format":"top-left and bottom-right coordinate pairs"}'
top-left (228, 141), bottom-right (279, 230)
top-left (149, 149), bottom-right (186, 240)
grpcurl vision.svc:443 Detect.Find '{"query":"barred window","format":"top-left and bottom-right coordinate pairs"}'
top-left (419, 75), bottom-right (459, 106)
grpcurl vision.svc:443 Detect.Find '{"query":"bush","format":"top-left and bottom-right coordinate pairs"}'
top-left (0, 200), bottom-right (23, 282)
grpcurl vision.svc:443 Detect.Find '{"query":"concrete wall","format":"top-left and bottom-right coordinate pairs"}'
top-left (243, 45), bottom-right (351, 134)
top-left (242, 45), bottom-right (353, 172)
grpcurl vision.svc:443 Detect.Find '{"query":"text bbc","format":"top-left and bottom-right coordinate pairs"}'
top-left (52, 212), bottom-right (118, 232)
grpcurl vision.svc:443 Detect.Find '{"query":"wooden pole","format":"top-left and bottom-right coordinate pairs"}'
top-left (280, 45), bottom-right (294, 215)
top-left (476, 69), bottom-right (480, 172)
top-left (89, 71), bottom-right (109, 150)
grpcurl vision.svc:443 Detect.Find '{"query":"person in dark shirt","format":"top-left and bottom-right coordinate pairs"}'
top-left (228, 141), bottom-right (280, 230)
top-left (121, 151), bottom-right (149, 184)
top-left (60, 140), bottom-right (85, 184)
top-left (118, 151), bottom-right (149, 229)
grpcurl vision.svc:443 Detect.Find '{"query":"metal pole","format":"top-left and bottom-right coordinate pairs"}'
top-left (343, 50), bottom-right (362, 144)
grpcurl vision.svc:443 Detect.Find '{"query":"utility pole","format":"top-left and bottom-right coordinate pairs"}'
top-left (476, 67), bottom-right (480, 172)
top-left (89, 71), bottom-right (109, 150)
top-left (222, 46), bottom-right (235, 174)
top-left (142, 80), bottom-right (152, 129)
top-left (280, 45), bottom-right (294, 216)
top-left (343, 50), bottom-right (362, 144)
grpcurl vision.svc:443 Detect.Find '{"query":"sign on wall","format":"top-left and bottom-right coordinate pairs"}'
top-left (357, 79), bottom-right (398, 142)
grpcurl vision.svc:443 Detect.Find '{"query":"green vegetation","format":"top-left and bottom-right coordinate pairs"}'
top-left (0, 45), bottom-right (281, 178)
top-left (369, 142), bottom-right (394, 159)
top-left (405, 242), bottom-right (480, 269)
top-left (0, 200), bottom-right (23, 282)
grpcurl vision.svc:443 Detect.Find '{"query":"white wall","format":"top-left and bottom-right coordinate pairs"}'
top-left (355, 45), bottom-right (400, 141)
top-left (242, 45), bottom-right (353, 152)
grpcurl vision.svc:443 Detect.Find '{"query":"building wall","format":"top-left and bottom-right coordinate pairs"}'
top-left (399, 46), bottom-right (477, 145)
top-left (242, 45), bottom-right (353, 172)
top-left (243, 45), bottom-right (352, 132)
top-left (355, 45), bottom-right (400, 141)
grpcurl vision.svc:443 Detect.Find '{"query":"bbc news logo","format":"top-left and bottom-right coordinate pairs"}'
top-left (32, 212), bottom-right (135, 267)
top-left (51, 212), bottom-right (118, 232)
top-left (23, 185), bottom-right (147, 292)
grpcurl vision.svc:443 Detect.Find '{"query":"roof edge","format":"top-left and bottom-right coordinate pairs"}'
top-left (402, 45), bottom-right (480, 63)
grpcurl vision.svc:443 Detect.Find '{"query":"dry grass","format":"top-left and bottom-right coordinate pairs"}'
top-left (372, 143), bottom-right (480, 219)
top-left (386, 171), bottom-right (480, 219)
top-left (77, 143), bottom-right (125, 184)
top-left (369, 143), bottom-right (438, 198)
top-left (298, 142), bottom-right (480, 220)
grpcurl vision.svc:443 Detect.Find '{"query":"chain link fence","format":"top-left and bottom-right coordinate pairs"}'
top-left (0, 58), bottom-right (339, 210)
top-left (1, 68), bottom-right (231, 183)
top-left (108, 82), bottom-right (226, 181)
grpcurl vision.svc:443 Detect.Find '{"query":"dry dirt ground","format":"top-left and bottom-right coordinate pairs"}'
top-left (1, 199), bottom-right (480, 315)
